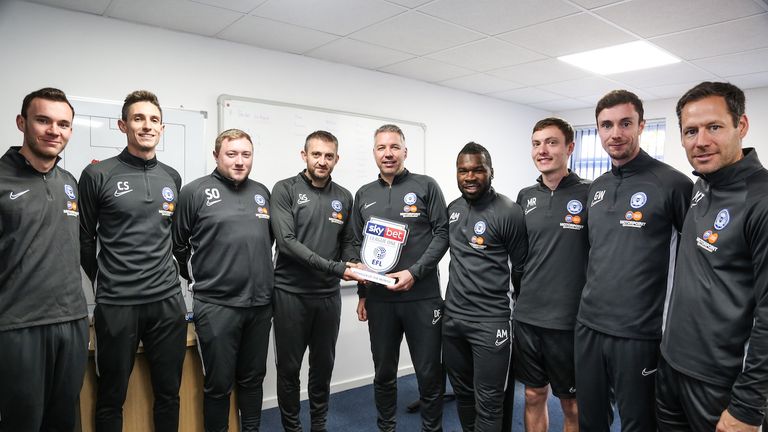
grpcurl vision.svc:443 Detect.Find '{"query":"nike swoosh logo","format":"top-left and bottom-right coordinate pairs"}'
top-left (206, 199), bottom-right (222, 207)
top-left (494, 337), bottom-right (509, 346)
top-left (591, 198), bottom-right (603, 207)
top-left (432, 317), bottom-right (441, 325)
top-left (114, 189), bottom-right (133, 197)
top-left (9, 190), bottom-right (30, 200)
top-left (525, 207), bottom-right (536, 215)
top-left (641, 368), bottom-right (657, 376)
top-left (364, 202), bottom-right (377, 209)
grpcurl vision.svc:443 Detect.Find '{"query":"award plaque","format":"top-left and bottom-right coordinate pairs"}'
top-left (358, 217), bottom-right (409, 285)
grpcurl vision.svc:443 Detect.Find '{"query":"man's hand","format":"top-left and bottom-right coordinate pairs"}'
top-left (342, 262), bottom-right (368, 283)
top-left (357, 298), bottom-right (367, 321)
top-left (385, 270), bottom-right (414, 292)
top-left (716, 409), bottom-right (759, 432)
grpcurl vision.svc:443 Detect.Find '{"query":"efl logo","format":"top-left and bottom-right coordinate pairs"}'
top-left (365, 221), bottom-right (407, 243)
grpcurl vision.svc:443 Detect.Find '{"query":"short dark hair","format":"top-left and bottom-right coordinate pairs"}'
top-left (121, 90), bottom-right (162, 121)
top-left (21, 87), bottom-right (74, 119)
top-left (305, 130), bottom-right (339, 151)
top-left (374, 124), bottom-right (405, 142)
top-left (458, 141), bottom-right (493, 169)
top-left (215, 129), bottom-right (252, 153)
top-left (676, 81), bottom-right (745, 130)
top-left (532, 117), bottom-right (574, 144)
top-left (595, 89), bottom-right (644, 123)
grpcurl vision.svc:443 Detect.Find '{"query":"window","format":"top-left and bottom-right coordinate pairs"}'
top-left (569, 119), bottom-right (667, 180)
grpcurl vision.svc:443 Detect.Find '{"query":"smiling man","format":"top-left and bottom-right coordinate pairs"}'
top-left (173, 128), bottom-right (273, 432)
top-left (574, 90), bottom-right (692, 432)
top-left (511, 118), bottom-right (590, 432)
top-left (351, 124), bottom-right (449, 432)
top-left (443, 142), bottom-right (527, 431)
top-left (270, 130), bottom-right (363, 432)
top-left (658, 82), bottom-right (768, 432)
top-left (0, 88), bottom-right (88, 431)
top-left (79, 90), bottom-right (186, 432)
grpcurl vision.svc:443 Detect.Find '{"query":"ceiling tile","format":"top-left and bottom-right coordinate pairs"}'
top-left (26, 0), bottom-right (111, 14)
top-left (418, 0), bottom-right (579, 35)
top-left (427, 38), bottom-right (545, 72)
top-left (387, 0), bottom-right (434, 7)
top-left (218, 15), bottom-right (338, 53)
top-left (251, 0), bottom-right (406, 36)
top-left (723, 71), bottom-right (768, 90)
top-left (693, 48), bottom-right (768, 77)
top-left (609, 62), bottom-right (717, 88)
top-left (642, 81), bottom-right (708, 99)
top-left (490, 87), bottom-right (564, 104)
top-left (488, 59), bottom-right (590, 86)
top-left (108, 0), bottom-right (241, 36)
top-left (568, 0), bottom-right (624, 9)
top-left (350, 11), bottom-right (483, 56)
top-left (595, 0), bottom-right (764, 37)
top-left (538, 76), bottom-right (621, 98)
top-left (190, 0), bottom-right (267, 14)
top-left (438, 73), bottom-right (523, 94)
top-left (498, 13), bottom-right (636, 57)
top-left (531, 98), bottom-right (592, 111)
top-left (379, 57), bottom-right (474, 82)
top-left (652, 14), bottom-right (768, 60)
top-left (306, 38), bottom-right (414, 69)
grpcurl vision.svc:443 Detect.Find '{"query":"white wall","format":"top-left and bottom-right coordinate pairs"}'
top-left (556, 87), bottom-right (768, 177)
top-left (0, 0), bottom-right (547, 408)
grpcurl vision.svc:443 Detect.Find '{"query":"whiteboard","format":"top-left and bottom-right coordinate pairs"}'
top-left (217, 95), bottom-right (426, 193)
top-left (64, 98), bottom-right (207, 315)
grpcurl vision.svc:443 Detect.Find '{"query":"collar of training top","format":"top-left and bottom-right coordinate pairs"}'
top-left (536, 169), bottom-right (581, 191)
top-left (4, 145), bottom-right (61, 174)
top-left (378, 168), bottom-right (410, 185)
top-left (610, 148), bottom-right (653, 177)
top-left (211, 168), bottom-right (244, 188)
top-left (464, 186), bottom-right (496, 207)
top-left (118, 147), bottom-right (158, 169)
top-left (696, 147), bottom-right (763, 187)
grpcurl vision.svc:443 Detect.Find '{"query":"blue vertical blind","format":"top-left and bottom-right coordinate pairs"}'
top-left (570, 119), bottom-right (667, 180)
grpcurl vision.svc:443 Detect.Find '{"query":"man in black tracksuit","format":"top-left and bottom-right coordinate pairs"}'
top-left (443, 142), bottom-right (527, 432)
top-left (575, 90), bottom-right (692, 432)
top-left (271, 130), bottom-right (364, 432)
top-left (0, 88), bottom-right (88, 431)
top-left (173, 128), bottom-right (273, 432)
top-left (511, 118), bottom-right (590, 432)
top-left (659, 82), bottom-right (768, 431)
top-left (79, 90), bottom-right (187, 432)
top-left (352, 124), bottom-right (449, 432)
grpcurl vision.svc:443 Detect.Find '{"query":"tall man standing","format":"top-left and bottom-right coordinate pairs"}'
top-left (79, 90), bottom-right (187, 431)
top-left (353, 124), bottom-right (449, 432)
top-left (443, 142), bottom-right (527, 431)
top-left (0, 88), bottom-right (88, 431)
top-left (514, 118), bottom-right (590, 432)
top-left (659, 82), bottom-right (768, 431)
top-left (271, 130), bottom-right (363, 432)
top-left (575, 90), bottom-right (692, 431)
top-left (173, 129), bottom-right (274, 432)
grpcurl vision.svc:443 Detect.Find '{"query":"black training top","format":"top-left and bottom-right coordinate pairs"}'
top-left (0, 147), bottom-right (87, 331)
top-left (173, 169), bottom-right (273, 307)
top-left (271, 172), bottom-right (355, 296)
top-left (578, 149), bottom-right (692, 339)
top-left (79, 148), bottom-right (182, 305)
top-left (445, 188), bottom-right (527, 322)
top-left (515, 172), bottom-right (591, 330)
top-left (662, 149), bottom-right (768, 426)
top-left (351, 169), bottom-right (449, 302)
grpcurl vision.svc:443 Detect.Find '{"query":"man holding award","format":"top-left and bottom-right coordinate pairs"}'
top-left (352, 124), bottom-right (449, 432)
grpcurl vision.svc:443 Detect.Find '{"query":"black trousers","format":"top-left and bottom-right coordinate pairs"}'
top-left (443, 316), bottom-right (512, 432)
top-left (93, 294), bottom-right (187, 432)
top-left (575, 323), bottom-right (659, 432)
top-left (194, 300), bottom-right (272, 432)
top-left (273, 289), bottom-right (341, 432)
top-left (366, 297), bottom-right (444, 432)
top-left (0, 318), bottom-right (88, 432)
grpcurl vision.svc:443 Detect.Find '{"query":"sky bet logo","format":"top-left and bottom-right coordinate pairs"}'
top-left (365, 221), bottom-right (407, 243)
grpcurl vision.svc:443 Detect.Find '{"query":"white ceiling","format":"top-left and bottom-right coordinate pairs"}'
top-left (25, 0), bottom-right (768, 111)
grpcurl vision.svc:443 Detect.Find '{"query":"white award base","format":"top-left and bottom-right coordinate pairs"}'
top-left (351, 268), bottom-right (396, 286)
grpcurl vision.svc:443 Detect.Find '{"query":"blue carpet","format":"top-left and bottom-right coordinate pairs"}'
top-left (261, 374), bottom-right (621, 431)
